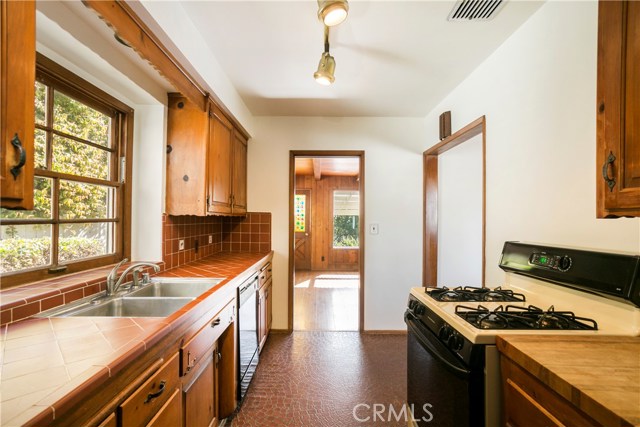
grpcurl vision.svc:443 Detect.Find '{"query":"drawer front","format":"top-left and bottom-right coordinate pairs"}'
top-left (145, 387), bottom-right (182, 427)
top-left (120, 353), bottom-right (180, 427)
top-left (259, 262), bottom-right (272, 288)
top-left (181, 299), bottom-right (235, 376)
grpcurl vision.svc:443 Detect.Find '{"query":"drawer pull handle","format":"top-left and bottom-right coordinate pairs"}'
top-left (211, 318), bottom-right (221, 327)
top-left (186, 352), bottom-right (196, 372)
top-left (144, 381), bottom-right (166, 404)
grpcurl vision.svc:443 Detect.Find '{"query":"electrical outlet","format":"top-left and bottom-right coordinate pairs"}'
top-left (369, 223), bottom-right (379, 235)
top-left (179, 239), bottom-right (185, 250)
top-left (208, 235), bottom-right (212, 244)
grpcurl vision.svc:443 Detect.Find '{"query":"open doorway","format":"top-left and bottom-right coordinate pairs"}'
top-left (288, 151), bottom-right (365, 332)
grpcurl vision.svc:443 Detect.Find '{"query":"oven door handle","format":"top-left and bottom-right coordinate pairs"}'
top-left (405, 311), bottom-right (471, 378)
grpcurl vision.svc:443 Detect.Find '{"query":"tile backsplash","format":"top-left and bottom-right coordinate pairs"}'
top-left (162, 212), bottom-right (272, 271)
top-left (0, 212), bottom-right (271, 325)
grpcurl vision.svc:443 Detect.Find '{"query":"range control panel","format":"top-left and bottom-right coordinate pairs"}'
top-left (529, 252), bottom-right (572, 272)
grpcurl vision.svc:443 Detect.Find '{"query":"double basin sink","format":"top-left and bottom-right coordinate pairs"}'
top-left (38, 278), bottom-right (225, 318)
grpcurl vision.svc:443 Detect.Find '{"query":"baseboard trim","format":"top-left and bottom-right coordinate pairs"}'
top-left (269, 328), bottom-right (291, 334)
top-left (362, 330), bottom-right (407, 335)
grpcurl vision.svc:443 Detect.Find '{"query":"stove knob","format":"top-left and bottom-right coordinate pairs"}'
top-left (448, 332), bottom-right (464, 351)
top-left (558, 255), bottom-right (572, 272)
top-left (408, 300), bottom-right (416, 310)
top-left (439, 325), bottom-right (453, 341)
top-left (415, 304), bottom-right (425, 315)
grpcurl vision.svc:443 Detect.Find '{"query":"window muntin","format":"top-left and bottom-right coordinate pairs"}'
top-left (0, 57), bottom-right (130, 286)
top-left (333, 190), bottom-right (359, 248)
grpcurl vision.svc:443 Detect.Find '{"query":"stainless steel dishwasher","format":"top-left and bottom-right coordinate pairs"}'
top-left (237, 274), bottom-right (259, 401)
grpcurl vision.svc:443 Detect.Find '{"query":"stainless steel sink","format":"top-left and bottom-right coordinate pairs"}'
top-left (61, 297), bottom-right (194, 317)
top-left (127, 278), bottom-right (224, 298)
top-left (37, 277), bottom-right (225, 318)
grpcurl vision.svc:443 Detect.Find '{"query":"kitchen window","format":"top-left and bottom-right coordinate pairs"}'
top-left (0, 55), bottom-right (132, 288)
top-left (333, 190), bottom-right (359, 248)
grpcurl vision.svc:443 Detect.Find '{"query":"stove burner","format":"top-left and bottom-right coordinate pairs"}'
top-left (426, 286), bottom-right (526, 303)
top-left (455, 304), bottom-right (598, 330)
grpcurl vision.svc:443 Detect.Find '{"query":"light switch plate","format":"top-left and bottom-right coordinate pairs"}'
top-left (208, 235), bottom-right (212, 244)
top-left (179, 239), bottom-right (185, 250)
top-left (369, 223), bottom-right (379, 235)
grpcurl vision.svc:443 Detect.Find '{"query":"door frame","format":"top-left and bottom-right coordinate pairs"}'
top-left (288, 150), bottom-right (365, 332)
top-left (423, 116), bottom-right (486, 288)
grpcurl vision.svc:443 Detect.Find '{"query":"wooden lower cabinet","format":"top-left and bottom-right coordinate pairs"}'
top-left (183, 348), bottom-right (218, 427)
top-left (501, 356), bottom-right (601, 427)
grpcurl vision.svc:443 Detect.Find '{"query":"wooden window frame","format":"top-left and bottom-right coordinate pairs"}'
top-left (0, 54), bottom-right (133, 289)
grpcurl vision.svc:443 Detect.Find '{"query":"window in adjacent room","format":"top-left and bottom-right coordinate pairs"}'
top-left (0, 55), bottom-right (133, 288)
top-left (332, 190), bottom-right (359, 248)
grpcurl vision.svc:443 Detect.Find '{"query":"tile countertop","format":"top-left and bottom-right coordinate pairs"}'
top-left (496, 335), bottom-right (640, 427)
top-left (0, 251), bottom-right (272, 427)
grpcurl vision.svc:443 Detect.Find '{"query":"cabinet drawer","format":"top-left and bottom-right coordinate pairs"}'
top-left (120, 353), bottom-right (180, 427)
top-left (259, 262), bottom-right (272, 288)
top-left (145, 387), bottom-right (182, 427)
top-left (181, 299), bottom-right (235, 376)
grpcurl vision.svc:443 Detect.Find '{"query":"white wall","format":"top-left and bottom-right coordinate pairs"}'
top-left (248, 117), bottom-right (427, 330)
top-left (423, 0), bottom-right (639, 285)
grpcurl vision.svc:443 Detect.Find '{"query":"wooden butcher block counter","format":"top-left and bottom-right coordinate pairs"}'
top-left (496, 335), bottom-right (640, 427)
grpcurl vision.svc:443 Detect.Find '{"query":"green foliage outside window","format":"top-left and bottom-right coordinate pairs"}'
top-left (0, 78), bottom-right (116, 275)
top-left (333, 215), bottom-right (359, 248)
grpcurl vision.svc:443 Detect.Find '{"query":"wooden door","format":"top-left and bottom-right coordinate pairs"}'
top-left (183, 351), bottom-right (217, 427)
top-left (232, 132), bottom-right (247, 214)
top-left (1, 0), bottom-right (35, 209)
top-left (208, 107), bottom-right (233, 215)
top-left (294, 189), bottom-right (311, 270)
top-left (597, 0), bottom-right (640, 217)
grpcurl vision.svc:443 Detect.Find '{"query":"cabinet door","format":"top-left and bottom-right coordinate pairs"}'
top-left (597, 0), bottom-right (640, 217)
top-left (166, 94), bottom-right (209, 216)
top-left (232, 132), bottom-right (247, 214)
top-left (208, 108), bottom-right (233, 215)
top-left (266, 279), bottom-right (273, 333)
top-left (1, 0), bottom-right (35, 209)
top-left (183, 352), bottom-right (217, 427)
top-left (258, 286), bottom-right (267, 352)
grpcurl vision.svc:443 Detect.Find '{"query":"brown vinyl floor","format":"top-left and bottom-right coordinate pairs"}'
top-left (230, 332), bottom-right (407, 427)
top-left (293, 271), bottom-right (359, 331)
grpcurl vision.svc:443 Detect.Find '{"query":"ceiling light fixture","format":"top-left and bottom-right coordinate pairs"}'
top-left (314, 26), bottom-right (336, 85)
top-left (317, 0), bottom-right (349, 27)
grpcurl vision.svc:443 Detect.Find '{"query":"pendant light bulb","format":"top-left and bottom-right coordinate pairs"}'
top-left (314, 52), bottom-right (336, 85)
top-left (318, 0), bottom-right (349, 27)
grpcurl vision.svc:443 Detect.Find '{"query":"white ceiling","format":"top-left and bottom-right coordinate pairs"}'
top-left (179, 0), bottom-right (544, 117)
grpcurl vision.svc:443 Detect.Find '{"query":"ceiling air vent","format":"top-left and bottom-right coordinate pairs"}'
top-left (447, 0), bottom-right (507, 21)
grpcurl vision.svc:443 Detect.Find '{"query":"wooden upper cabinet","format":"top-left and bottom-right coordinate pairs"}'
top-left (166, 95), bottom-right (248, 216)
top-left (1, 0), bottom-right (35, 210)
top-left (232, 132), bottom-right (248, 214)
top-left (597, 0), bottom-right (640, 217)
top-left (208, 107), bottom-right (233, 215)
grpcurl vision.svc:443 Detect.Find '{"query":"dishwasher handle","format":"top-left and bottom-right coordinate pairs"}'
top-left (405, 310), bottom-right (471, 378)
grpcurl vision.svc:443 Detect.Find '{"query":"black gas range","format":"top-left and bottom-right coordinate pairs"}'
top-left (405, 242), bottom-right (640, 427)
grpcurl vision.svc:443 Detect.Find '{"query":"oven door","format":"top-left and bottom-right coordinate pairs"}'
top-left (405, 311), bottom-right (484, 427)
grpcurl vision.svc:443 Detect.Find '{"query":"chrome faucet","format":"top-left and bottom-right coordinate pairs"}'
top-left (106, 259), bottom-right (160, 296)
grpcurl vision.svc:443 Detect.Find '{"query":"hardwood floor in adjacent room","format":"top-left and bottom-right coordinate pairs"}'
top-left (293, 270), bottom-right (359, 331)
top-left (230, 332), bottom-right (407, 427)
